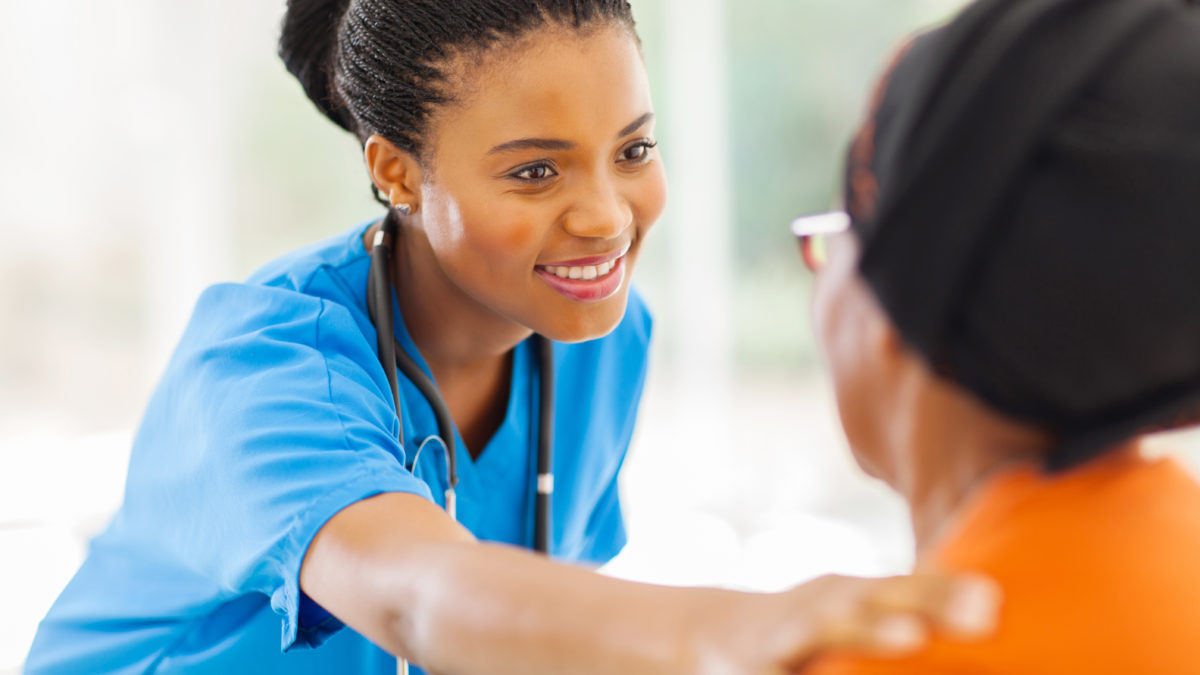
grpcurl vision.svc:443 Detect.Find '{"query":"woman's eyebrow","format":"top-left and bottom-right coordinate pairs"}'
top-left (488, 138), bottom-right (575, 155)
top-left (486, 112), bottom-right (656, 156)
top-left (616, 112), bottom-right (654, 139)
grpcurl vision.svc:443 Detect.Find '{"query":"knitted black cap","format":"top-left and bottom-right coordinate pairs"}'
top-left (844, 0), bottom-right (1200, 470)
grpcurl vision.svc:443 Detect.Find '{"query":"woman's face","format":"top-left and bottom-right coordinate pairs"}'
top-left (412, 24), bottom-right (666, 343)
top-left (810, 232), bottom-right (896, 481)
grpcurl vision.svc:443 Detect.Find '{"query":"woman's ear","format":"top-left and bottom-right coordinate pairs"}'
top-left (876, 314), bottom-right (907, 371)
top-left (854, 277), bottom-right (911, 389)
top-left (877, 312), bottom-right (935, 415)
top-left (364, 134), bottom-right (423, 211)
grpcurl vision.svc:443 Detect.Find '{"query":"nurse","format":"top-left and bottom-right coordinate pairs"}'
top-left (26, 1), bottom-right (997, 673)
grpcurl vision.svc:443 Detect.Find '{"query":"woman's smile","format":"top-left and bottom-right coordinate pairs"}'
top-left (534, 243), bottom-right (630, 303)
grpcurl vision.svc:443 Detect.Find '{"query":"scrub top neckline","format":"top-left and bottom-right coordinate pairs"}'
top-left (352, 223), bottom-right (535, 485)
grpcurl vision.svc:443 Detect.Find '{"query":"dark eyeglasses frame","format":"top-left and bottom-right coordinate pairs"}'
top-left (790, 211), bottom-right (851, 272)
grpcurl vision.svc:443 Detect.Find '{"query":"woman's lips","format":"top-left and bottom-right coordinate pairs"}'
top-left (535, 253), bottom-right (627, 302)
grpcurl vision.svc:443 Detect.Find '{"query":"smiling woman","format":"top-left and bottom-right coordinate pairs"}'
top-left (360, 24), bottom-right (665, 355)
top-left (23, 1), bottom-right (996, 674)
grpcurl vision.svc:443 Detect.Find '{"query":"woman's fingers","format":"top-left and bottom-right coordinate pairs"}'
top-left (860, 571), bottom-right (1001, 639)
top-left (697, 572), bottom-right (1001, 674)
top-left (773, 572), bottom-right (1001, 667)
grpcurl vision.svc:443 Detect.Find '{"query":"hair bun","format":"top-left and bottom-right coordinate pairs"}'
top-left (279, 0), bottom-right (356, 133)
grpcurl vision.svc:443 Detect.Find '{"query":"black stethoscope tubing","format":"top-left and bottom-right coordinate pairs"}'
top-left (366, 220), bottom-right (554, 554)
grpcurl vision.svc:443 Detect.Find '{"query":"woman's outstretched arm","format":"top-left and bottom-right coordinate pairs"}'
top-left (302, 492), bottom-right (996, 675)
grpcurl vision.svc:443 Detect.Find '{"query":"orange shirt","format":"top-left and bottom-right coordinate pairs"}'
top-left (806, 449), bottom-right (1200, 675)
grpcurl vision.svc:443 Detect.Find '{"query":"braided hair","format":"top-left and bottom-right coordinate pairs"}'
top-left (279, 0), bottom-right (637, 168)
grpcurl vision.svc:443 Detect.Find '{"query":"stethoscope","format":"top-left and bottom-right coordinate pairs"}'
top-left (364, 219), bottom-right (555, 555)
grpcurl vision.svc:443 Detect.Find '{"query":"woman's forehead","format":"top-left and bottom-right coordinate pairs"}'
top-left (433, 25), bottom-right (653, 150)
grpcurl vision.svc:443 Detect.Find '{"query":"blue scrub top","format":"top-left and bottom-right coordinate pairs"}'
top-left (26, 223), bottom-right (652, 674)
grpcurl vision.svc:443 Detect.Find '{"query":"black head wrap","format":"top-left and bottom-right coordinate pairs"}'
top-left (845, 0), bottom-right (1200, 470)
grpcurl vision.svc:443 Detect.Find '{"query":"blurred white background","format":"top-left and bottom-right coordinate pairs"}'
top-left (9, 1), bottom-right (1197, 672)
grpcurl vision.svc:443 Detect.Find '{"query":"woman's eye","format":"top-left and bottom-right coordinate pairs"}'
top-left (512, 164), bottom-right (557, 182)
top-left (620, 140), bottom-right (658, 164)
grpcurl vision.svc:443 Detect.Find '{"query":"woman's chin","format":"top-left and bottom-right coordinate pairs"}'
top-left (533, 294), bottom-right (630, 344)
top-left (845, 438), bottom-right (890, 484)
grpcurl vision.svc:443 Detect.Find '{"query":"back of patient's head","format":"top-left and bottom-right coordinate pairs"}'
top-left (844, 0), bottom-right (1200, 471)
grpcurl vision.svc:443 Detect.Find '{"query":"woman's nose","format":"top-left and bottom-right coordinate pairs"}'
top-left (561, 176), bottom-right (633, 239)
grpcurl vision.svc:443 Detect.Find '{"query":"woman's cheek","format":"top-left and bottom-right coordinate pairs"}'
top-left (431, 194), bottom-right (540, 275)
top-left (634, 163), bottom-right (669, 234)
top-left (489, 209), bottom-right (546, 260)
top-left (421, 189), bottom-right (470, 250)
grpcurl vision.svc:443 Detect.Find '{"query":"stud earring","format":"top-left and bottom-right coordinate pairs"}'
top-left (394, 203), bottom-right (413, 216)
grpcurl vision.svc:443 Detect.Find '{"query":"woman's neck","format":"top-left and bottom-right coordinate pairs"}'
top-left (890, 376), bottom-right (1050, 553)
top-left (366, 222), bottom-right (531, 456)
top-left (904, 437), bottom-right (1036, 552)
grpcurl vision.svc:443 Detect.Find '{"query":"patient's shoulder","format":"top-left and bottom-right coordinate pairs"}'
top-left (807, 453), bottom-right (1200, 675)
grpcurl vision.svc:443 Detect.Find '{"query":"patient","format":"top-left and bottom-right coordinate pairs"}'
top-left (793, 0), bottom-right (1200, 673)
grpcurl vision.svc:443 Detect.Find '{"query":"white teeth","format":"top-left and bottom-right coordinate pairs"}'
top-left (544, 256), bottom-right (623, 282)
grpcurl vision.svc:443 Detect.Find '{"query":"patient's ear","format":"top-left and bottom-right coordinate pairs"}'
top-left (853, 277), bottom-right (908, 378)
top-left (877, 317), bottom-right (907, 366)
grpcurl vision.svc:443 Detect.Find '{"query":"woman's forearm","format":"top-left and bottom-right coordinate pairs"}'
top-left (389, 539), bottom-right (752, 675)
top-left (303, 492), bottom-right (784, 674)
top-left (304, 492), bottom-right (764, 674)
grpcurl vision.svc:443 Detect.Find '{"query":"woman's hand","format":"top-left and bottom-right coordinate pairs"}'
top-left (690, 572), bottom-right (1001, 674)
